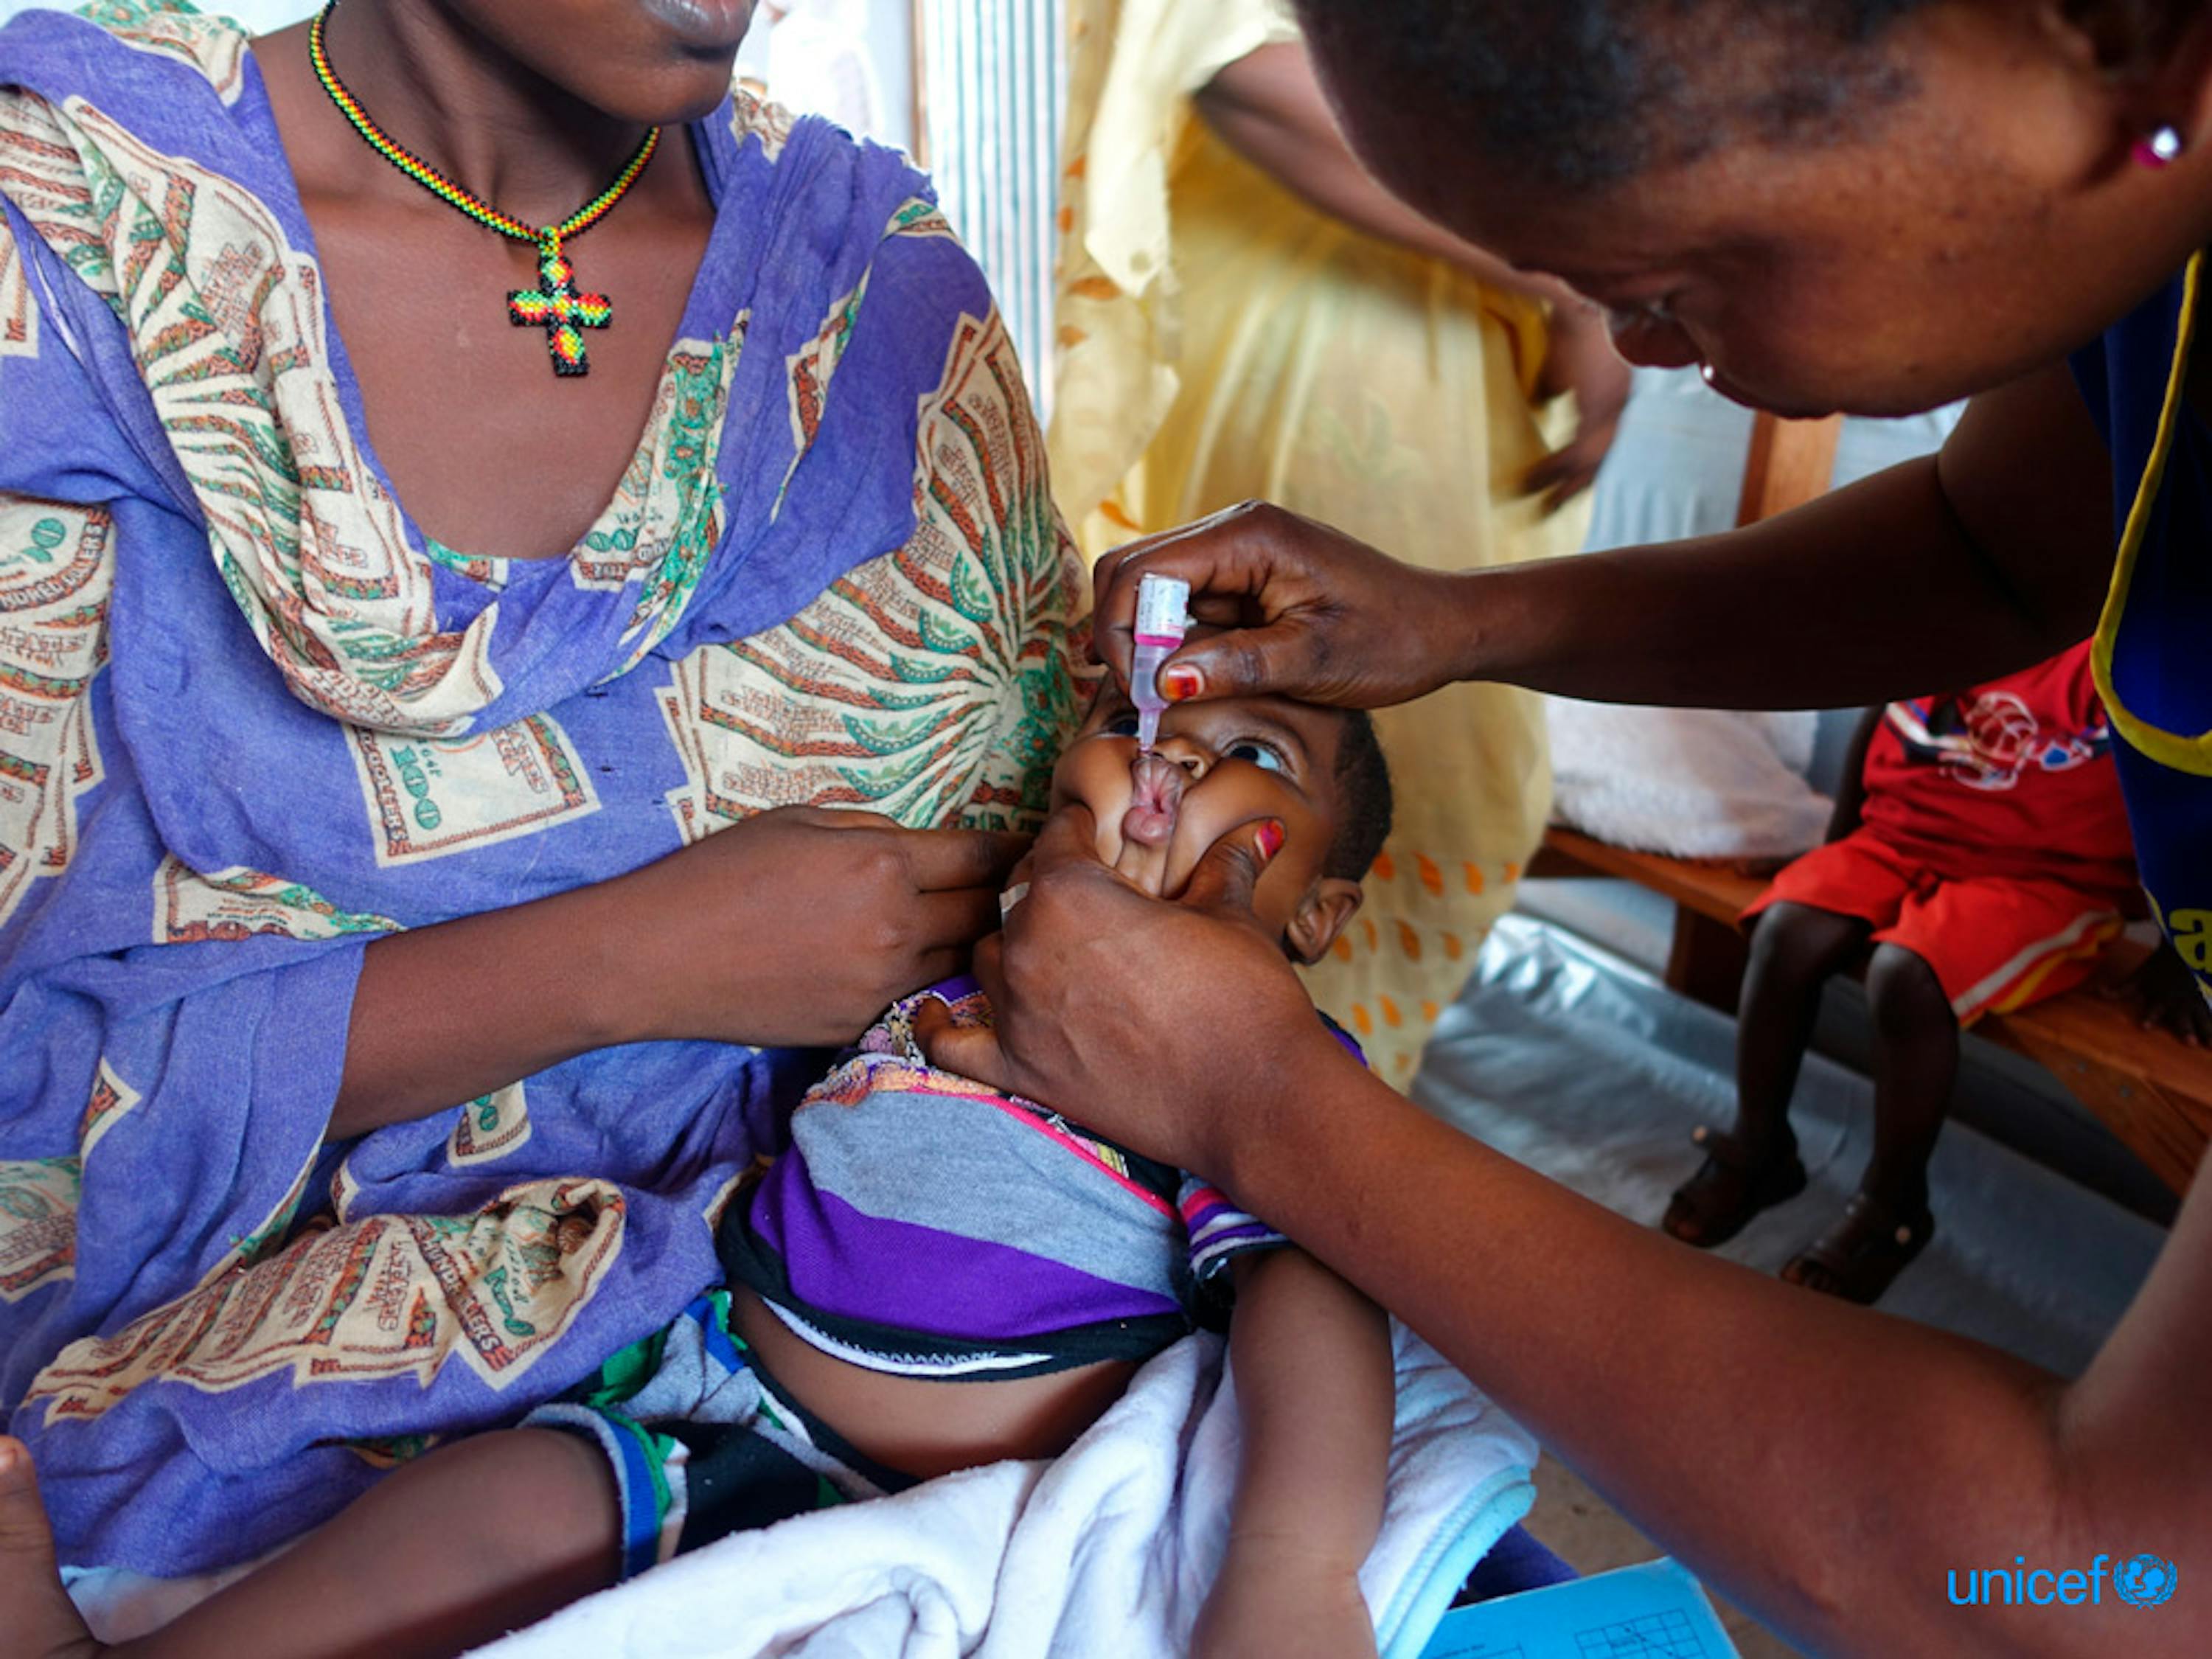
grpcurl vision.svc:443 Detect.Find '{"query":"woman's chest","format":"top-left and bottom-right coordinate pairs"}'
top-left (306, 196), bottom-right (714, 562)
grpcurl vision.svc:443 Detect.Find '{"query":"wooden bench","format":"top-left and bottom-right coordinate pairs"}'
top-left (1530, 825), bottom-right (2212, 1194)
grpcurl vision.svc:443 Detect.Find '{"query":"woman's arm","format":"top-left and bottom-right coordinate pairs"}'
top-left (331, 808), bottom-right (1023, 1138)
top-left (1193, 1248), bottom-right (1392, 1659)
top-left (1195, 43), bottom-right (1579, 307)
top-left (1091, 357), bottom-right (2115, 714)
top-left (1194, 42), bottom-right (1627, 506)
top-left (927, 815), bottom-right (2212, 1658)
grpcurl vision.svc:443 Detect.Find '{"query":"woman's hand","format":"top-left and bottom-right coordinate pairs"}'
top-left (334, 807), bottom-right (1024, 1138)
top-left (1090, 503), bottom-right (1475, 710)
top-left (611, 807), bottom-right (1028, 1049)
top-left (917, 804), bottom-right (1359, 1180)
top-left (1524, 300), bottom-right (1632, 513)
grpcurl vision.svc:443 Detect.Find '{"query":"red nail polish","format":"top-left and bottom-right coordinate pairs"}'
top-left (1254, 821), bottom-right (1284, 863)
top-left (1160, 666), bottom-right (1202, 702)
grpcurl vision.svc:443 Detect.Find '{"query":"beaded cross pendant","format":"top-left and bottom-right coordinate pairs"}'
top-left (508, 240), bottom-right (612, 377)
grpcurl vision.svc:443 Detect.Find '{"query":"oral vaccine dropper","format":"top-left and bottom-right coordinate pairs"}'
top-left (1130, 574), bottom-right (1192, 752)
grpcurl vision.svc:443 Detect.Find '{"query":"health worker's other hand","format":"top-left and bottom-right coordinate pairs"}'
top-left (1091, 503), bottom-right (1470, 712)
top-left (916, 804), bottom-right (1359, 1180)
top-left (613, 806), bottom-right (1027, 1049)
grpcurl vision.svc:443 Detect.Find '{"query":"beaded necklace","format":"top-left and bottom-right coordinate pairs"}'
top-left (307, 0), bottom-right (661, 378)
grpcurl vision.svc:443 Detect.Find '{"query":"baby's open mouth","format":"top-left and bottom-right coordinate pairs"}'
top-left (1121, 753), bottom-right (1186, 850)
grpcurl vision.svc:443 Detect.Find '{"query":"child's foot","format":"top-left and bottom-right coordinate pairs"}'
top-left (1661, 1125), bottom-right (1806, 1248)
top-left (1781, 1191), bottom-right (1934, 1304)
top-left (0, 1437), bottom-right (101, 1659)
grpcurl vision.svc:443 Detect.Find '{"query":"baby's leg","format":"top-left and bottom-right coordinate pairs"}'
top-left (0, 1429), bottom-right (617, 1659)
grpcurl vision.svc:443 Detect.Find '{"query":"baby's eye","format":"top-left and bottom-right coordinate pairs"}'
top-left (1102, 714), bottom-right (1141, 738)
top-left (1228, 740), bottom-right (1287, 773)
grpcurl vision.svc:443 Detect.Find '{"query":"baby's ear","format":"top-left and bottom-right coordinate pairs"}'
top-left (1284, 877), bottom-right (1365, 965)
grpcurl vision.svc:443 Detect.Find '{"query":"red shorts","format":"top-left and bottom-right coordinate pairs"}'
top-left (1742, 830), bottom-right (2126, 1026)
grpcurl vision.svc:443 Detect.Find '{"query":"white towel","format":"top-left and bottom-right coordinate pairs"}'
top-left (1545, 699), bottom-right (1833, 862)
top-left (469, 1322), bottom-right (1535, 1659)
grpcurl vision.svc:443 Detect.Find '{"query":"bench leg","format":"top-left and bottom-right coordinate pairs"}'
top-left (1666, 908), bottom-right (1750, 1015)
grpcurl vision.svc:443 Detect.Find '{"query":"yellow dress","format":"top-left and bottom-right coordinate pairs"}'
top-left (1050, 0), bottom-right (1590, 1081)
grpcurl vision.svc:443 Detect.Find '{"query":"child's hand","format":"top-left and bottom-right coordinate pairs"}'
top-left (2104, 939), bottom-right (2212, 1047)
top-left (1192, 1543), bottom-right (1377, 1659)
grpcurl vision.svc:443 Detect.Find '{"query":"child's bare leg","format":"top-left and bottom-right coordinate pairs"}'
top-left (0, 1429), bottom-right (619, 1659)
top-left (1736, 903), bottom-right (1874, 1153)
top-left (1665, 902), bottom-right (1867, 1245)
top-left (1785, 942), bottom-right (1953, 1301)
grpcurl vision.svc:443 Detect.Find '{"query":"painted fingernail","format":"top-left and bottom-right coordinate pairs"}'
top-left (1254, 820), bottom-right (1284, 863)
top-left (1161, 666), bottom-right (1202, 702)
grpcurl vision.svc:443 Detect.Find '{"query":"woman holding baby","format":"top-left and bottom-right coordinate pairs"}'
top-left (0, 0), bottom-right (1076, 1579)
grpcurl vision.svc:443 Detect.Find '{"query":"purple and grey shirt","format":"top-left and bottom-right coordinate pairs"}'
top-left (723, 977), bottom-right (1363, 1379)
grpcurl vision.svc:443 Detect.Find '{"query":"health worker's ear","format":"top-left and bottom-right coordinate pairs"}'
top-left (1284, 877), bottom-right (1364, 966)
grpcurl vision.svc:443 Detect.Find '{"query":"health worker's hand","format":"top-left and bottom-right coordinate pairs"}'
top-left (916, 804), bottom-right (1360, 1181)
top-left (611, 806), bottom-right (1027, 1049)
top-left (1090, 502), bottom-right (1472, 712)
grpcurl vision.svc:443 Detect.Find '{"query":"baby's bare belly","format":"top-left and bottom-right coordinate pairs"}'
top-left (732, 1285), bottom-right (1139, 1481)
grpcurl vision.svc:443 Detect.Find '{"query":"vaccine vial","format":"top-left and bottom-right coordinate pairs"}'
top-left (1130, 574), bottom-right (1192, 751)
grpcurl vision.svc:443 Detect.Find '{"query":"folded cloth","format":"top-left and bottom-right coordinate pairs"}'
top-left (461, 1321), bottom-right (1534, 1659)
top-left (1545, 700), bottom-right (1833, 861)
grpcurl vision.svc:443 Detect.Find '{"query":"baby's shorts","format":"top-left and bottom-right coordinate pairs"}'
top-left (525, 1289), bottom-right (914, 1579)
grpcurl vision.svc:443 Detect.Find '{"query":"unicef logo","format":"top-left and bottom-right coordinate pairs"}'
top-left (2114, 1554), bottom-right (2178, 1609)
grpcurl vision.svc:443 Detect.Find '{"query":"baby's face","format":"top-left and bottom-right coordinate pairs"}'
top-left (1050, 685), bottom-right (1361, 959)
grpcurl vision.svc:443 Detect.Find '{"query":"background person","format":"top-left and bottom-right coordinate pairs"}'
top-left (1051, 0), bottom-right (1630, 1078)
top-left (1667, 640), bottom-right (2185, 1304)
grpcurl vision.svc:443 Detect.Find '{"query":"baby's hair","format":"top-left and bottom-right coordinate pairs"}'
top-left (1325, 709), bottom-right (1394, 881)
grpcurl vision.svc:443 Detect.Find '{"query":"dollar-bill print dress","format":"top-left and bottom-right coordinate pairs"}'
top-left (0, 0), bottom-right (1083, 1573)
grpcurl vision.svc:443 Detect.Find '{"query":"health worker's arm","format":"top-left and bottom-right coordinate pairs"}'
top-left (926, 813), bottom-right (2212, 1659)
top-left (1092, 358), bottom-right (2114, 716)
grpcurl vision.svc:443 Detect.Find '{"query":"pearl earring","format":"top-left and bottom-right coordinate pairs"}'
top-left (1699, 363), bottom-right (1719, 388)
top-left (2136, 125), bottom-right (2185, 168)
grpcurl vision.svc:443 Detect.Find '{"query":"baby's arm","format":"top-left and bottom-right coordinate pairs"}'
top-left (1192, 1247), bottom-right (1393, 1659)
top-left (0, 1428), bottom-right (617, 1659)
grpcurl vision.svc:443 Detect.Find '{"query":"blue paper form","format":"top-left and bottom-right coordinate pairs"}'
top-left (1419, 1558), bottom-right (1744, 1659)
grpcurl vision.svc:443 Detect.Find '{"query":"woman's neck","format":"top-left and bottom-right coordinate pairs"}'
top-left (307, 0), bottom-right (655, 226)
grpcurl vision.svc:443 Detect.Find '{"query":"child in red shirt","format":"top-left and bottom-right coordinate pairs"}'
top-left (1663, 639), bottom-right (2166, 1303)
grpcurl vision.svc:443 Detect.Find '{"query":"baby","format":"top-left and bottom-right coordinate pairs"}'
top-left (0, 681), bottom-right (1398, 1659)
